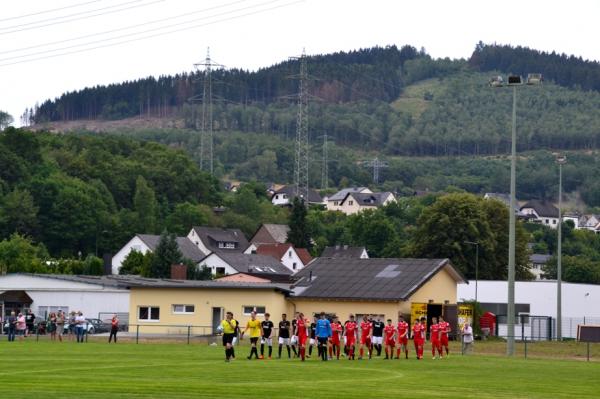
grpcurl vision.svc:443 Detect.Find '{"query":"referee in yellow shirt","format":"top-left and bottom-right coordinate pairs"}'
top-left (221, 312), bottom-right (237, 362)
top-left (242, 311), bottom-right (263, 360)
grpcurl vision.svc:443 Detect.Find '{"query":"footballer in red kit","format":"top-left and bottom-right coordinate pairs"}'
top-left (329, 316), bottom-right (342, 360)
top-left (430, 316), bottom-right (441, 359)
top-left (412, 319), bottom-right (424, 360)
top-left (439, 316), bottom-right (450, 356)
top-left (396, 315), bottom-right (409, 359)
top-left (295, 313), bottom-right (309, 361)
top-left (383, 319), bottom-right (395, 359)
top-left (344, 315), bottom-right (357, 360)
top-left (358, 315), bottom-right (372, 359)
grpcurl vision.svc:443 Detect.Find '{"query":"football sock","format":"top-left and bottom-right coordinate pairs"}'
top-left (268, 346), bottom-right (272, 357)
top-left (329, 346), bottom-right (333, 358)
top-left (260, 344), bottom-right (264, 356)
top-left (300, 347), bottom-right (305, 361)
top-left (278, 345), bottom-right (282, 357)
top-left (360, 348), bottom-right (364, 357)
top-left (287, 346), bottom-right (291, 358)
top-left (309, 345), bottom-right (313, 356)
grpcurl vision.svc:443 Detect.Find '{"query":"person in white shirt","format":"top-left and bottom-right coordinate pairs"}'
top-left (461, 322), bottom-right (474, 354)
top-left (75, 311), bottom-right (86, 343)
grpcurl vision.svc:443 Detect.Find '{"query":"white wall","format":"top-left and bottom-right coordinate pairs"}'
top-left (280, 248), bottom-right (305, 272)
top-left (187, 228), bottom-right (211, 256)
top-left (111, 236), bottom-right (151, 274)
top-left (0, 274), bottom-right (130, 320)
top-left (271, 193), bottom-right (290, 206)
top-left (198, 254), bottom-right (238, 275)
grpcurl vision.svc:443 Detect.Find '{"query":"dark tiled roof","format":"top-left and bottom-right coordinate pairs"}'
top-left (530, 254), bottom-right (552, 264)
top-left (341, 192), bottom-right (392, 207)
top-left (321, 246), bottom-right (367, 259)
top-left (520, 200), bottom-right (559, 218)
top-left (262, 224), bottom-right (290, 244)
top-left (137, 234), bottom-right (205, 262)
top-left (273, 185), bottom-right (323, 203)
top-left (215, 253), bottom-right (292, 275)
top-left (328, 187), bottom-right (369, 201)
top-left (292, 258), bottom-right (465, 301)
top-left (190, 227), bottom-right (249, 253)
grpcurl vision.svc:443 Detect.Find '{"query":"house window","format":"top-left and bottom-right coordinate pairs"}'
top-left (292, 262), bottom-right (297, 270)
top-left (552, 220), bottom-right (557, 224)
top-left (288, 251), bottom-right (292, 258)
top-left (334, 201), bottom-right (339, 206)
top-left (215, 267), bottom-right (226, 275)
top-left (172, 304), bottom-right (195, 314)
top-left (138, 306), bottom-right (160, 321)
top-left (243, 306), bottom-right (266, 316)
top-left (349, 200), bottom-right (354, 205)
top-left (37, 306), bottom-right (69, 318)
top-left (132, 245), bottom-right (141, 252)
top-left (218, 242), bottom-right (236, 249)
top-left (275, 195), bottom-right (279, 199)
top-left (545, 219), bottom-right (549, 224)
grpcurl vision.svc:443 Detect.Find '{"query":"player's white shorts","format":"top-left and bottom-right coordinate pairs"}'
top-left (291, 335), bottom-right (298, 345)
top-left (309, 338), bottom-right (315, 345)
top-left (278, 337), bottom-right (290, 345)
top-left (232, 337), bottom-right (238, 346)
top-left (372, 336), bottom-right (383, 345)
top-left (261, 337), bottom-right (273, 346)
top-left (343, 336), bottom-right (347, 345)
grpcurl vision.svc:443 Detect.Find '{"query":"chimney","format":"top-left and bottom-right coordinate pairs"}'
top-left (171, 264), bottom-right (187, 280)
top-left (309, 271), bottom-right (312, 282)
top-left (103, 253), bottom-right (113, 275)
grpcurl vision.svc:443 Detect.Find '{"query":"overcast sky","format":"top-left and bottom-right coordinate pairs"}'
top-left (1, 0), bottom-right (599, 125)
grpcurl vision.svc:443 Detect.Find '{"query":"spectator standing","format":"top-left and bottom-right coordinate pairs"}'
top-left (7, 311), bottom-right (17, 342)
top-left (25, 309), bottom-right (36, 337)
top-left (109, 314), bottom-right (119, 343)
top-left (462, 322), bottom-right (474, 354)
top-left (75, 311), bottom-right (86, 343)
top-left (16, 312), bottom-right (26, 341)
top-left (68, 311), bottom-right (76, 341)
top-left (48, 312), bottom-right (57, 341)
top-left (56, 310), bottom-right (65, 342)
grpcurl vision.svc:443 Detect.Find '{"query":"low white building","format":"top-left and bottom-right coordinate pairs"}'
top-left (458, 280), bottom-right (600, 339)
top-left (0, 274), bottom-right (130, 322)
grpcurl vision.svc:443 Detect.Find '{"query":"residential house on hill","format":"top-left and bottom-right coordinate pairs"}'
top-left (321, 245), bottom-right (369, 259)
top-left (187, 226), bottom-right (249, 256)
top-left (529, 254), bottom-right (552, 280)
top-left (271, 185), bottom-right (323, 206)
top-left (199, 253), bottom-right (293, 282)
top-left (579, 214), bottom-right (600, 233)
top-left (255, 243), bottom-right (312, 272)
top-left (520, 200), bottom-right (560, 228)
top-left (326, 187), bottom-right (372, 211)
top-left (335, 191), bottom-right (395, 215)
top-left (250, 224), bottom-right (290, 246)
top-left (111, 234), bottom-right (205, 275)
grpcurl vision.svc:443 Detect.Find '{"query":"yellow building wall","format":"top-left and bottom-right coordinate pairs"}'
top-left (129, 288), bottom-right (293, 334)
top-left (288, 299), bottom-right (402, 321)
top-left (407, 267), bottom-right (458, 307)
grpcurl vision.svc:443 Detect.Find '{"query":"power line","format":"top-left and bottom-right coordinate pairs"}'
top-left (0, 0), bottom-right (249, 55)
top-left (0, 0), bottom-right (302, 67)
top-left (362, 156), bottom-right (389, 184)
top-left (0, 0), bottom-right (165, 36)
top-left (0, 0), bottom-right (104, 23)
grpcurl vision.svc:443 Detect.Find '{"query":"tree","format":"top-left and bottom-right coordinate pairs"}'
top-left (0, 188), bottom-right (38, 238)
top-left (119, 250), bottom-right (154, 276)
top-left (133, 175), bottom-right (158, 234)
top-left (0, 110), bottom-right (13, 130)
top-left (287, 197), bottom-right (310, 249)
top-left (0, 234), bottom-right (49, 273)
top-left (165, 202), bottom-right (209, 236)
top-left (542, 255), bottom-right (600, 284)
top-left (345, 209), bottom-right (402, 257)
top-left (82, 255), bottom-right (104, 275)
top-left (148, 231), bottom-right (182, 278)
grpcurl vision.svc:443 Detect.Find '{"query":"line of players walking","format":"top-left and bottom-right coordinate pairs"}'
top-left (220, 311), bottom-right (451, 362)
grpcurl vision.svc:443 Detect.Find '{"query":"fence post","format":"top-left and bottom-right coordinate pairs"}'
top-left (587, 342), bottom-right (590, 362)
top-left (524, 337), bottom-right (527, 359)
top-left (521, 316), bottom-right (525, 341)
top-left (136, 325), bottom-right (139, 344)
top-left (36, 325), bottom-right (39, 342)
top-left (187, 325), bottom-right (191, 345)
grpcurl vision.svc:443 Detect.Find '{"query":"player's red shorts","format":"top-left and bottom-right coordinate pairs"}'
top-left (385, 338), bottom-right (395, 347)
top-left (298, 334), bottom-right (308, 346)
top-left (346, 336), bottom-right (356, 346)
top-left (360, 335), bottom-right (371, 346)
top-left (331, 335), bottom-right (340, 345)
top-left (441, 335), bottom-right (448, 346)
top-left (397, 336), bottom-right (408, 345)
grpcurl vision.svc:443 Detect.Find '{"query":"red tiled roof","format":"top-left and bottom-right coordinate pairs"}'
top-left (295, 248), bottom-right (313, 266)
top-left (256, 243), bottom-right (293, 260)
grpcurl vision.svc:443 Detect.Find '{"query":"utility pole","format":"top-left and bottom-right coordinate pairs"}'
top-left (321, 133), bottom-right (329, 190)
top-left (362, 157), bottom-right (389, 184)
top-left (293, 50), bottom-right (309, 203)
top-left (193, 47), bottom-right (223, 175)
top-left (556, 154), bottom-right (567, 341)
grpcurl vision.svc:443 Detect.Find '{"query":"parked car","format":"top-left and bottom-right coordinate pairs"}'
top-left (62, 318), bottom-right (110, 335)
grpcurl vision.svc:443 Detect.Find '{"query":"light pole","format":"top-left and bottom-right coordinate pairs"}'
top-left (464, 241), bottom-right (479, 304)
top-left (556, 154), bottom-right (567, 340)
top-left (490, 73), bottom-right (542, 355)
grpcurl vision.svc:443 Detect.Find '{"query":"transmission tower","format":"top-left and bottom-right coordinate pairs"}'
top-left (321, 133), bottom-right (329, 189)
top-left (294, 50), bottom-right (309, 203)
top-left (193, 47), bottom-right (223, 175)
top-left (362, 157), bottom-right (389, 184)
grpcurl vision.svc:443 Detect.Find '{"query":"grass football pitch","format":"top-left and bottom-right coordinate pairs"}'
top-left (0, 340), bottom-right (599, 398)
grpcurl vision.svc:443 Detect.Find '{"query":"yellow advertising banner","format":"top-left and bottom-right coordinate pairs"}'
top-left (411, 303), bottom-right (427, 329)
top-left (458, 304), bottom-right (474, 331)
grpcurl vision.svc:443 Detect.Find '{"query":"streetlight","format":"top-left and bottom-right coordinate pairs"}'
top-left (556, 154), bottom-right (567, 341)
top-left (464, 241), bottom-right (479, 304)
top-left (490, 72), bottom-right (542, 355)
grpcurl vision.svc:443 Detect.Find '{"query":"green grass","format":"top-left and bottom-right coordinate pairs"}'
top-left (391, 78), bottom-right (446, 119)
top-left (0, 340), bottom-right (599, 398)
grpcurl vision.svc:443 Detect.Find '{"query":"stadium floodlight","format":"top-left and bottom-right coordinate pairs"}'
top-left (507, 75), bottom-right (523, 85)
top-left (527, 73), bottom-right (543, 85)
top-left (489, 75), bottom-right (504, 87)
top-left (556, 154), bottom-right (567, 341)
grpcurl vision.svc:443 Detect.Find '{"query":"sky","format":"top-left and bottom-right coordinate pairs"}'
top-left (1, 0), bottom-right (600, 125)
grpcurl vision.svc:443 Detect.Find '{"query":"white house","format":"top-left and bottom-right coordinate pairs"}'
top-left (111, 234), bottom-right (205, 275)
top-left (254, 243), bottom-right (312, 272)
top-left (271, 185), bottom-right (323, 206)
top-left (579, 214), bottom-right (600, 233)
top-left (520, 200), bottom-right (560, 229)
top-left (458, 280), bottom-right (600, 339)
top-left (335, 191), bottom-right (395, 215)
top-left (187, 226), bottom-right (249, 256)
top-left (198, 253), bottom-right (292, 281)
top-left (0, 274), bottom-right (130, 322)
top-left (326, 187), bottom-right (372, 211)
top-left (529, 254), bottom-right (551, 280)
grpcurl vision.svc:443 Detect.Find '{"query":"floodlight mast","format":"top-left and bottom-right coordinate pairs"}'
top-left (556, 154), bottom-right (567, 341)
